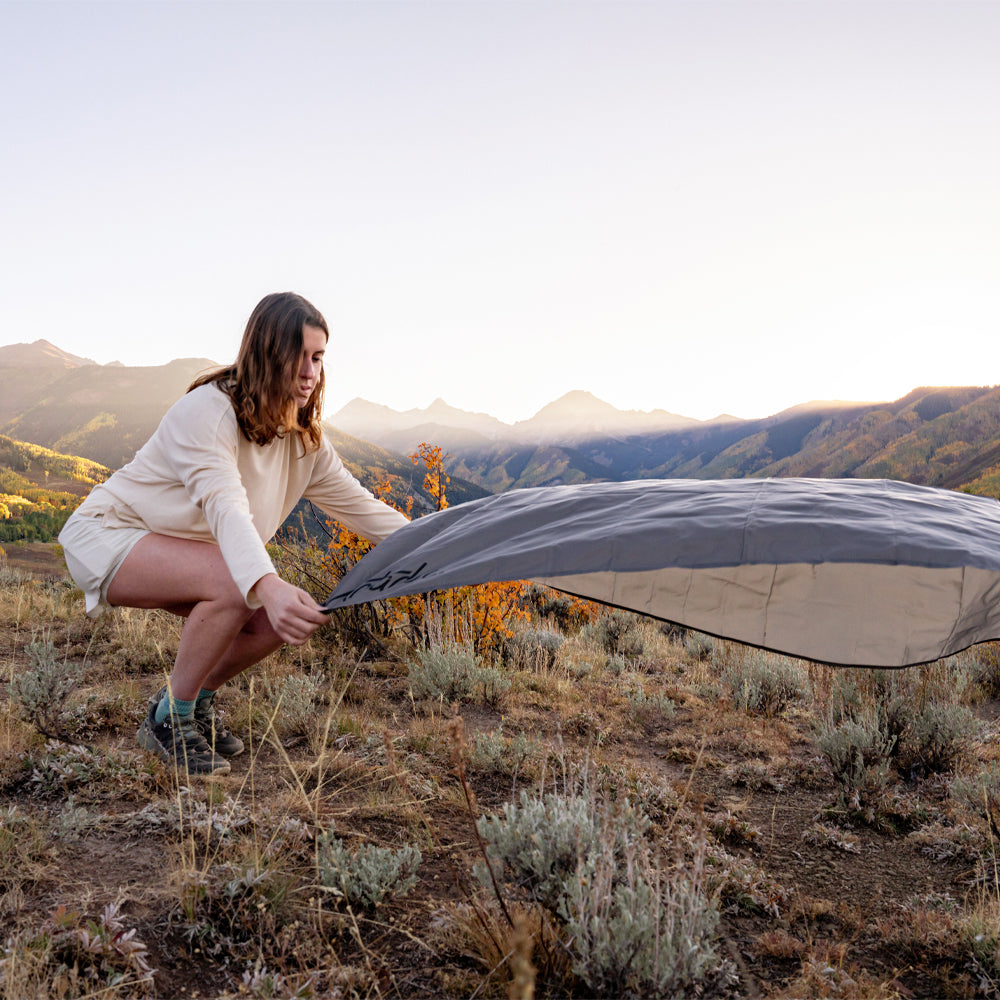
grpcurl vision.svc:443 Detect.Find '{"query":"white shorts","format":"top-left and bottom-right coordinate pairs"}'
top-left (59, 511), bottom-right (149, 618)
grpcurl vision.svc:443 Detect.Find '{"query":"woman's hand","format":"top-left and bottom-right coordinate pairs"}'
top-left (252, 573), bottom-right (328, 645)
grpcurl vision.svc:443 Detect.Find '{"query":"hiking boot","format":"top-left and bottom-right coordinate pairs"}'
top-left (149, 686), bottom-right (245, 758)
top-left (194, 692), bottom-right (245, 757)
top-left (136, 703), bottom-right (231, 775)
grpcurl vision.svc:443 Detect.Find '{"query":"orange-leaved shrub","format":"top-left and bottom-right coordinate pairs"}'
top-left (319, 444), bottom-right (532, 655)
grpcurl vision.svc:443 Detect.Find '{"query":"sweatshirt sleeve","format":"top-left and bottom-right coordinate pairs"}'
top-left (305, 441), bottom-right (410, 542)
top-left (164, 394), bottom-right (277, 606)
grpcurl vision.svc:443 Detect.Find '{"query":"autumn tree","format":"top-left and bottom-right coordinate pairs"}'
top-left (300, 443), bottom-right (533, 656)
top-left (411, 443), bottom-right (450, 511)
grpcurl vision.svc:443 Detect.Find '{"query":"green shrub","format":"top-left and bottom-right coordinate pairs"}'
top-left (557, 840), bottom-right (717, 996)
top-left (317, 835), bottom-right (421, 908)
top-left (26, 742), bottom-right (154, 799)
top-left (176, 861), bottom-right (298, 959)
top-left (53, 796), bottom-right (93, 841)
top-left (469, 727), bottom-right (539, 776)
top-left (9, 638), bottom-right (84, 742)
top-left (720, 651), bottom-right (803, 716)
top-left (683, 632), bottom-right (714, 660)
top-left (970, 642), bottom-right (1000, 698)
top-left (475, 767), bottom-right (718, 996)
top-left (815, 708), bottom-right (896, 806)
top-left (606, 654), bottom-right (628, 676)
top-left (581, 611), bottom-right (645, 659)
top-left (475, 770), bottom-right (652, 905)
top-left (264, 673), bottom-right (324, 739)
top-left (951, 761), bottom-right (1000, 826)
top-left (476, 787), bottom-right (628, 909)
top-left (409, 646), bottom-right (479, 701)
top-left (622, 681), bottom-right (676, 718)
top-left (824, 667), bottom-right (976, 778)
top-left (903, 701), bottom-right (976, 775)
top-left (472, 664), bottom-right (512, 710)
top-left (409, 646), bottom-right (510, 707)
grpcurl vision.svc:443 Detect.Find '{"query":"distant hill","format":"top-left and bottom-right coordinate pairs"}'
top-left (511, 390), bottom-right (698, 443)
top-left (0, 341), bottom-right (490, 540)
top-left (283, 425), bottom-right (492, 541)
top-left (331, 386), bottom-right (1000, 495)
top-left (322, 424), bottom-right (490, 511)
top-left (334, 397), bottom-right (509, 449)
top-left (0, 434), bottom-right (109, 494)
top-left (0, 434), bottom-right (111, 543)
top-left (0, 423), bottom-right (487, 547)
top-left (0, 339), bottom-right (98, 369)
top-left (0, 340), bottom-right (218, 470)
top-left (734, 388), bottom-right (1000, 486)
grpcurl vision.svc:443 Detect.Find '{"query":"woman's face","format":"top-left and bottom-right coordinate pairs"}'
top-left (293, 324), bottom-right (327, 407)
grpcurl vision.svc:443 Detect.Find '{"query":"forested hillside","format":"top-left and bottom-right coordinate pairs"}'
top-left (0, 435), bottom-right (110, 543)
top-left (0, 426), bottom-right (491, 547)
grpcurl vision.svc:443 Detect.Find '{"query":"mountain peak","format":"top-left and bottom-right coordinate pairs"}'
top-left (0, 339), bottom-right (98, 369)
top-left (517, 390), bottom-right (698, 441)
top-left (529, 390), bottom-right (619, 420)
top-left (332, 397), bottom-right (509, 442)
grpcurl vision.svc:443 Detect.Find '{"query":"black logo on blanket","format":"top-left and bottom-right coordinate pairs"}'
top-left (329, 563), bottom-right (430, 604)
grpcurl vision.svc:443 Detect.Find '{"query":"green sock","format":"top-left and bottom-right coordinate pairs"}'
top-left (197, 688), bottom-right (216, 702)
top-left (154, 694), bottom-right (196, 724)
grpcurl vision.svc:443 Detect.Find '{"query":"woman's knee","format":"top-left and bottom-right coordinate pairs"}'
top-left (213, 583), bottom-right (256, 620)
top-left (242, 606), bottom-right (280, 638)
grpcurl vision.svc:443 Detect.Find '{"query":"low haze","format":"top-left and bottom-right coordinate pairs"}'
top-left (2, 1), bottom-right (998, 424)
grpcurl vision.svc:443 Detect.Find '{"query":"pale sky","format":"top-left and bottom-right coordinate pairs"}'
top-left (2, 0), bottom-right (998, 425)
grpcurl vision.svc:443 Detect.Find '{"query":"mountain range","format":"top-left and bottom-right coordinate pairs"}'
top-left (2, 339), bottom-right (1000, 522)
top-left (332, 390), bottom-right (700, 452)
top-left (0, 340), bottom-right (216, 471)
top-left (331, 386), bottom-right (1000, 495)
top-left (0, 340), bottom-right (489, 516)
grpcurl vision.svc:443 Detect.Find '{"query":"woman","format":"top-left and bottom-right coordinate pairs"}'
top-left (59, 292), bottom-right (409, 775)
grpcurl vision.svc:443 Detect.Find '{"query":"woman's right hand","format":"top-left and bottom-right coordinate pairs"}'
top-left (253, 573), bottom-right (328, 645)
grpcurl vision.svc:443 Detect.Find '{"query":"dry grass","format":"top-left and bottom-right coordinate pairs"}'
top-left (1, 554), bottom-right (999, 997)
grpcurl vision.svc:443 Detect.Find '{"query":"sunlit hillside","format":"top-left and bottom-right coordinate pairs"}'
top-left (1, 358), bottom-right (217, 471)
top-left (0, 435), bottom-right (110, 543)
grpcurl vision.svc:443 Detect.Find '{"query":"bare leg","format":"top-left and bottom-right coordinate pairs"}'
top-left (201, 608), bottom-right (285, 690)
top-left (107, 534), bottom-right (283, 701)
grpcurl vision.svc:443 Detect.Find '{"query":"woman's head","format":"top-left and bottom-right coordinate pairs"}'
top-left (190, 292), bottom-right (329, 450)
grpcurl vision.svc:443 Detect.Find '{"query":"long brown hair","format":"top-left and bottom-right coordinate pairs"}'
top-left (189, 292), bottom-right (328, 451)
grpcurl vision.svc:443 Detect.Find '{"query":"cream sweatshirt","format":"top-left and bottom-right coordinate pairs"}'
top-left (75, 383), bottom-right (409, 606)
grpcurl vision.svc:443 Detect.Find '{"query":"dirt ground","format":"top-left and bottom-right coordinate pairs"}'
top-left (1, 570), bottom-right (996, 998)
